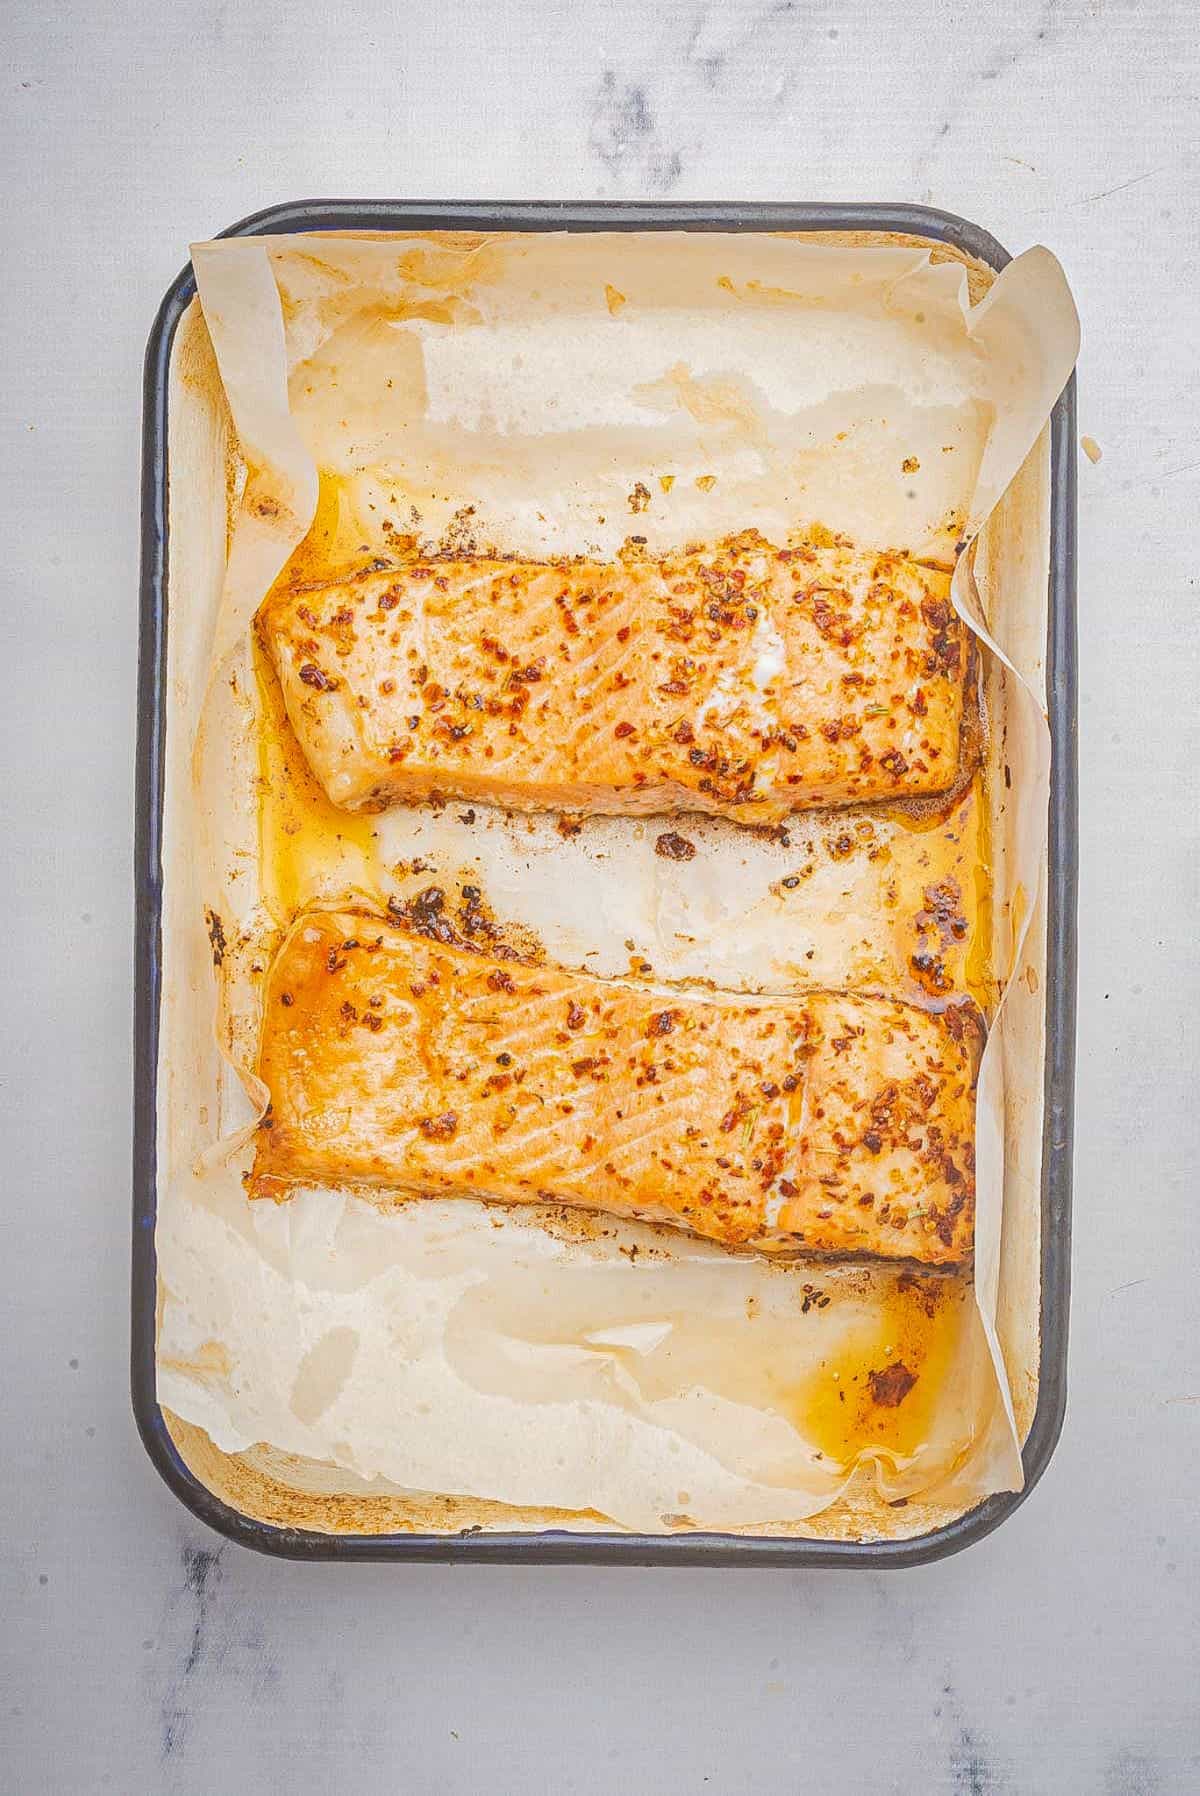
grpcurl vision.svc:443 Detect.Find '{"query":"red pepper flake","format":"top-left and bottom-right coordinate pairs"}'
top-left (613, 720), bottom-right (635, 739)
top-left (299, 662), bottom-right (337, 691)
top-left (418, 1112), bottom-right (459, 1142)
top-left (566, 1000), bottom-right (586, 1030)
top-left (647, 1010), bottom-right (676, 1037)
top-left (487, 970), bottom-right (516, 994)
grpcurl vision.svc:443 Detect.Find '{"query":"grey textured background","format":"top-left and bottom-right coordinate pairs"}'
top-left (3, 2), bottom-right (1198, 1791)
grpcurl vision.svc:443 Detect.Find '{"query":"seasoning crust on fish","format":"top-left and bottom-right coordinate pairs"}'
top-left (258, 534), bottom-right (966, 823)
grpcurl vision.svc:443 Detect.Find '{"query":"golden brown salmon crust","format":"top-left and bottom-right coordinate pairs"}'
top-left (257, 534), bottom-right (966, 823)
top-left (251, 909), bottom-right (978, 1265)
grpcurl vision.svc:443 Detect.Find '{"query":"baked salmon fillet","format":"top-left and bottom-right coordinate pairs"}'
top-left (251, 904), bottom-right (977, 1265)
top-left (257, 534), bottom-right (966, 824)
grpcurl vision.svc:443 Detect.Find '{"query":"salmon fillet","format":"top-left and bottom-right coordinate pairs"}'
top-left (252, 904), bottom-right (977, 1264)
top-left (258, 534), bottom-right (966, 824)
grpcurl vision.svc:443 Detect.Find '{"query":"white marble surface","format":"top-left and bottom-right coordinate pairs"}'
top-left (3, 1), bottom-right (1198, 1791)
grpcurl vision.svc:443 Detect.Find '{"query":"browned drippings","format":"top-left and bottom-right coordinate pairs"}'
top-left (789, 1271), bottom-right (970, 1465)
top-left (254, 637), bottom-right (379, 922)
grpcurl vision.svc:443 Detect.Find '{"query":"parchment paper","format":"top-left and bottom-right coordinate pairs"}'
top-left (155, 232), bottom-right (1078, 1532)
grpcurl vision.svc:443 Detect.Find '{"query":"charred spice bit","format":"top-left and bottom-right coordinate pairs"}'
top-left (655, 831), bottom-right (697, 862)
top-left (867, 1363), bottom-right (918, 1407)
top-left (204, 908), bottom-right (226, 968)
top-left (386, 883), bottom-right (529, 964)
top-left (942, 1003), bottom-right (982, 1050)
top-left (910, 878), bottom-right (967, 996)
top-left (298, 662), bottom-right (338, 691)
top-left (418, 1112), bottom-right (459, 1142)
top-left (388, 886), bottom-right (457, 945)
top-left (648, 1010), bottom-right (677, 1037)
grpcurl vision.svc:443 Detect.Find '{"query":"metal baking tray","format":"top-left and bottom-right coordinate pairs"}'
top-left (133, 200), bottom-right (1076, 1565)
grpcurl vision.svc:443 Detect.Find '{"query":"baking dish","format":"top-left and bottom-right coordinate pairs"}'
top-left (133, 199), bottom-right (1075, 1564)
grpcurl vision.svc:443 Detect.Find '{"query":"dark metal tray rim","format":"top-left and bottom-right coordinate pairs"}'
top-left (133, 198), bottom-right (1076, 1566)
